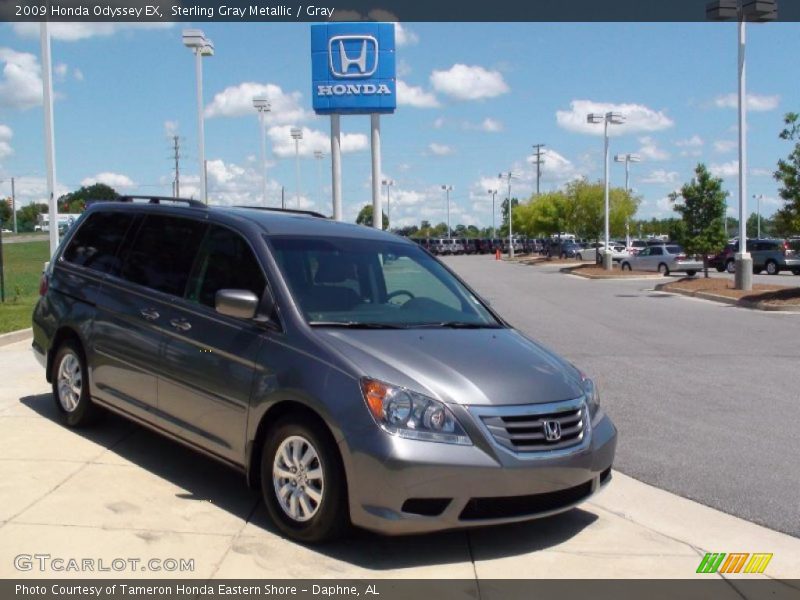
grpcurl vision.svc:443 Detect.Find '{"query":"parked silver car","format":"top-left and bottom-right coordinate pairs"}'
top-left (620, 244), bottom-right (702, 275)
top-left (33, 198), bottom-right (617, 543)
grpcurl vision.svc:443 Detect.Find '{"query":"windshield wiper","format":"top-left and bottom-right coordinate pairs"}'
top-left (308, 321), bottom-right (405, 329)
top-left (411, 321), bottom-right (502, 329)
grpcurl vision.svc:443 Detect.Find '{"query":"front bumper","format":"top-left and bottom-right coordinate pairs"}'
top-left (340, 411), bottom-right (617, 535)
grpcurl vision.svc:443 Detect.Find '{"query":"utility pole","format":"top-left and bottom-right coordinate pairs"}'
top-left (281, 185), bottom-right (285, 210)
top-left (172, 136), bottom-right (181, 197)
top-left (531, 144), bottom-right (545, 197)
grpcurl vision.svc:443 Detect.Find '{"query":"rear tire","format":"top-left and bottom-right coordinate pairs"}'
top-left (686, 270), bottom-right (697, 277)
top-left (52, 340), bottom-right (99, 428)
top-left (621, 262), bottom-right (632, 272)
top-left (261, 414), bottom-right (349, 543)
top-left (715, 266), bottom-right (725, 273)
top-left (658, 263), bottom-right (670, 276)
top-left (765, 260), bottom-right (779, 275)
top-left (576, 253), bottom-right (583, 261)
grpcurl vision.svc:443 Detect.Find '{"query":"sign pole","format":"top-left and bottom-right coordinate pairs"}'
top-left (370, 113), bottom-right (382, 229)
top-left (40, 22), bottom-right (59, 256)
top-left (330, 114), bottom-right (343, 221)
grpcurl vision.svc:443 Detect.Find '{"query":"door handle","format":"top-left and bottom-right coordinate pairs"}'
top-left (169, 318), bottom-right (192, 332)
top-left (140, 308), bottom-right (160, 321)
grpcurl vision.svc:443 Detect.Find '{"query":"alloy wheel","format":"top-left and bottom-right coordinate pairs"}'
top-left (56, 352), bottom-right (82, 413)
top-left (272, 435), bottom-right (324, 522)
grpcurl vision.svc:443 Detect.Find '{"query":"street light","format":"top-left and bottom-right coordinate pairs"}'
top-left (587, 111), bottom-right (625, 270)
top-left (487, 189), bottom-right (498, 238)
top-left (441, 185), bottom-right (453, 239)
top-left (382, 179), bottom-right (395, 229)
top-left (182, 29), bottom-right (214, 204)
top-left (499, 172), bottom-right (517, 258)
top-left (315, 151), bottom-right (325, 209)
top-left (753, 194), bottom-right (763, 238)
top-left (707, 0), bottom-right (777, 290)
top-left (615, 153), bottom-right (641, 250)
top-left (290, 127), bottom-right (303, 208)
top-left (252, 97), bottom-right (271, 206)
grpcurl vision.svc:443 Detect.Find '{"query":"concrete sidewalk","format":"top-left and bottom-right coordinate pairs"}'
top-left (1, 335), bottom-right (798, 582)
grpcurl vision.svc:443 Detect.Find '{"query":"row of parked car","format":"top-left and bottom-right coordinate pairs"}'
top-left (414, 237), bottom-right (540, 256)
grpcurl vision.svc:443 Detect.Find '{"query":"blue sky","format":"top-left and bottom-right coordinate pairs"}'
top-left (0, 21), bottom-right (798, 227)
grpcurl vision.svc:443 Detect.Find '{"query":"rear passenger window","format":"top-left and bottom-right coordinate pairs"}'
top-left (185, 226), bottom-right (266, 308)
top-left (121, 215), bottom-right (207, 296)
top-left (62, 211), bottom-right (136, 275)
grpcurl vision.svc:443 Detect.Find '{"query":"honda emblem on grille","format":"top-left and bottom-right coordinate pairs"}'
top-left (543, 420), bottom-right (562, 442)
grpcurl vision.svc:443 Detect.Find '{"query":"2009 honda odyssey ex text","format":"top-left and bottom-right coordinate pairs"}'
top-left (32, 197), bottom-right (617, 542)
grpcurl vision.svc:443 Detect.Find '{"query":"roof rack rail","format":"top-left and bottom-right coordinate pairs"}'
top-left (233, 206), bottom-right (328, 219)
top-left (88, 195), bottom-right (206, 208)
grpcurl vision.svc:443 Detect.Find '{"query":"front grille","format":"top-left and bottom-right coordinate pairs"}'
top-left (401, 498), bottom-right (451, 517)
top-left (480, 402), bottom-right (586, 452)
top-left (459, 481), bottom-right (593, 520)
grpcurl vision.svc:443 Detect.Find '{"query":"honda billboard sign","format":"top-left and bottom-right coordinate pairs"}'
top-left (311, 23), bottom-right (396, 114)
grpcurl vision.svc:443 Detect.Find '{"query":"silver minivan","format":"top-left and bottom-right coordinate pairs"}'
top-left (33, 199), bottom-right (617, 543)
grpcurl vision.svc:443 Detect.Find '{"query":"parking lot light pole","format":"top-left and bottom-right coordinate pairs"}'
top-left (753, 194), bottom-right (763, 238)
top-left (441, 185), bottom-right (453, 239)
top-left (40, 22), bottom-right (59, 255)
top-left (252, 97), bottom-right (271, 206)
top-left (314, 151), bottom-right (326, 209)
top-left (182, 29), bottom-right (213, 205)
top-left (487, 189), bottom-right (498, 238)
top-left (382, 179), bottom-right (394, 228)
top-left (499, 172), bottom-right (516, 258)
top-left (615, 153), bottom-right (641, 250)
top-left (290, 128), bottom-right (303, 208)
top-left (707, 0), bottom-right (777, 290)
top-left (588, 112), bottom-right (625, 270)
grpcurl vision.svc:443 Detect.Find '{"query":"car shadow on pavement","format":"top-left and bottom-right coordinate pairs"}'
top-left (19, 392), bottom-right (598, 569)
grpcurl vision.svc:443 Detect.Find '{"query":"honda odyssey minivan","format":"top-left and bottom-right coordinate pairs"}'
top-left (32, 197), bottom-right (617, 542)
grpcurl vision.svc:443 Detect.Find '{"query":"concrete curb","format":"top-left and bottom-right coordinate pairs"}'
top-left (655, 283), bottom-right (800, 313)
top-left (0, 328), bottom-right (32, 347)
top-left (560, 267), bottom-right (663, 280)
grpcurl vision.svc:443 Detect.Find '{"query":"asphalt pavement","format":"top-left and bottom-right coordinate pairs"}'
top-left (443, 256), bottom-right (800, 537)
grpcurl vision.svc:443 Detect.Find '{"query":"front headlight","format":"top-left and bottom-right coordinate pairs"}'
top-left (360, 378), bottom-right (472, 445)
top-left (581, 374), bottom-right (601, 418)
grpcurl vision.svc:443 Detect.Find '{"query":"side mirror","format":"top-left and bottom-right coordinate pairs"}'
top-left (215, 289), bottom-right (259, 320)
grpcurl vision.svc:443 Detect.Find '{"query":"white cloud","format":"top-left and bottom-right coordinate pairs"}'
top-left (638, 136), bottom-right (670, 161)
top-left (0, 124), bottom-right (13, 160)
top-left (7, 176), bottom-right (69, 207)
top-left (676, 135), bottom-right (704, 148)
top-left (81, 172), bottom-right (135, 188)
top-left (428, 143), bottom-right (454, 156)
top-left (710, 161), bottom-right (739, 178)
top-left (641, 170), bottom-right (680, 185)
top-left (750, 167), bottom-right (772, 177)
top-left (54, 63), bottom-right (68, 80)
top-left (12, 23), bottom-right (173, 42)
top-left (73, 68), bottom-right (84, 82)
top-left (430, 64), bottom-right (510, 101)
top-left (714, 93), bottom-right (780, 112)
top-left (396, 59), bottom-right (412, 78)
top-left (204, 82), bottom-right (310, 123)
top-left (267, 125), bottom-right (367, 158)
top-left (0, 47), bottom-right (42, 110)
top-left (433, 117), bottom-right (445, 129)
top-left (164, 120), bottom-right (179, 137)
top-left (556, 100), bottom-right (674, 136)
top-left (396, 80), bottom-right (440, 108)
top-left (714, 140), bottom-right (737, 153)
top-left (394, 23), bottom-right (419, 46)
top-left (528, 148), bottom-right (578, 183)
top-left (463, 118), bottom-right (504, 132)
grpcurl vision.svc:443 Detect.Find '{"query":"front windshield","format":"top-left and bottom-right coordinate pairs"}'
top-left (268, 236), bottom-right (501, 328)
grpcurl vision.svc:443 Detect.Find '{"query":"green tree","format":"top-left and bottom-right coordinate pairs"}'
top-left (16, 203), bottom-right (48, 233)
top-left (773, 112), bottom-right (800, 235)
top-left (670, 164), bottom-right (728, 278)
top-left (500, 197), bottom-right (520, 233)
top-left (0, 198), bottom-right (11, 225)
top-left (355, 204), bottom-right (389, 229)
top-left (57, 183), bottom-right (119, 214)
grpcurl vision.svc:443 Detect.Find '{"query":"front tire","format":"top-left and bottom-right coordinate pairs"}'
top-left (686, 270), bottom-right (697, 277)
top-left (52, 340), bottom-right (99, 427)
top-left (621, 262), bottom-right (632, 271)
top-left (261, 415), bottom-right (348, 543)
top-left (658, 263), bottom-right (670, 276)
top-left (725, 260), bottom-right (735, 274)
top-left (576, 253), bottom-right (583, 261)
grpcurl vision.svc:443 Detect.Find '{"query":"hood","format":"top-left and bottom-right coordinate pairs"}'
top-left (314, 328), bottom-right (583, 406)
